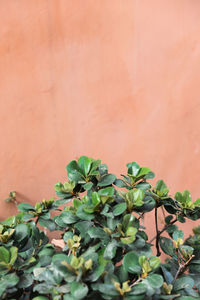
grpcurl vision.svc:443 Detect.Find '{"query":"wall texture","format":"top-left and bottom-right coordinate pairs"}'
top-left (1, 0), bottom-right (200, 238)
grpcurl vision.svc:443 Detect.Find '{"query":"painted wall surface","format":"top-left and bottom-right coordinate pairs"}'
top-left (1, 1), bottom-right (200, 238)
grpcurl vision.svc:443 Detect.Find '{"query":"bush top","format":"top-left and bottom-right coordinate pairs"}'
top-left (1, 155), bottom-right (200, 300)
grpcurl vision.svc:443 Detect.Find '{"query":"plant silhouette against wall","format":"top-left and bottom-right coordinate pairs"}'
top-left (1, 156), bottom-right (200, 299)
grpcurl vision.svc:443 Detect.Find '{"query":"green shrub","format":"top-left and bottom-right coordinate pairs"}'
top-left (1, 156), bottom-right (200, 299)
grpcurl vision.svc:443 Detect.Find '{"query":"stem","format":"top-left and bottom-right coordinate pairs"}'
top-left (149, 217), bottom-right (177, 243)
top-left (174, 254), bottom-right (194, 281)
top-left (174, 264), bottom-right (183, 281)
top-left (138, 212), bottom-right (144, 220)
top-left (130, 277), bottom-right (142, 288)
top-left (155, 207), bottom-right (161, 256)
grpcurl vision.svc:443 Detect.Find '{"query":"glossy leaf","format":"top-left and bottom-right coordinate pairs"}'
top-left (123, 252), bottom-right (141, 274)
top-left (113, 202), bottom-right (127, 216)
top-left (126, 162), bottom-right (140, 176)
top-left (104, 240), bottom-right (118, 259)
top-left (70, 282), bottom-right (88, 299)
top-left (160, 237), bottom-right (174, 256)
top-left (66, 160), bottom-right (84, 182)
top-left (18, 202), bottom-right (34, 212)
top-left (98, 174), bottom-right (116, 187)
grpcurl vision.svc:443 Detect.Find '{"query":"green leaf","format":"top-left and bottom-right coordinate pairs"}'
top-left (140, 196), bottom-right (156, 212)
top-left (78, 156), bottom-right (93, 176)
top-left (0, 273), bottom-right (19, 297)
top-left (177, 215), bottom-right (186, 223)
top-left (179, 245), bottom-right (194, 260)
top-left (74, 221), bottom-right (92, 237)
top-left (149, 256), bottom-right (160, 269)
top-left (124, 296), bottom-right (146, 300)
top-left (127, 162), bottom-right (140, 176)
top-left (88, 227), bottom-right (108, 240)
top-left (117, 265), bottom-right (129, 282)
top-left (166, 224), bottom-right (178, 235)
top-left (121, 227), bottom-right (137, 244)
top-left (182, 190), bottom-right (192, 202)
top-left (98, 187), bottom-right (114, 203)
top-left (175, 190), bottom-right (194, 210)
top-left (126, 189), bottom-right (144, 207)
top-left (18, 273), bottom-right (33, 288)
top-left (52, 253), bottom-right (69, 263)
top-left (9, 247), bottom-right (18, 265)
top-left (128, 282), bottom-right (146, 295)
top-left (137, 167), bottom-right (151, 177)
top-left (0, 246), bottom-right (9, 264)
top-left (76, 206), bottom-right (95, 220)
top-left (160, 237), bottom-right (174, 256)
top-left (174, 276), bottom-right (194, 291)
top-left (90, 159), bottom-right (101, 174)
top-left (14, 223), bottom-right (30, 242)
top-left (161, 265), bottom-right (173, 284)
top-left (32, 297), bottom-right (49, 300)
top-left (165, 215), bottom-right (173, 224)
top-left (83, 205), bottom-right (95, 214)
top-left (92, 192), bottom-right (101, 206)
top-left (175, 297), bottom-right (199, 300)
top-left (104, 240), bottom-right (118, 259)
top-left (146, 274), bottom-right (163, 288)
top-left (175, 192), bottom-right (183, 202)
top-left (144, 172), bottom-right (155, 179)
top-left (89, 265), bottom-right (105, 282)
top-left (83, 182), bottom-right (93, 190)
top-left (98, 187), bottom-right (114, 197)
top-left (113, 202), bottom-right (127, 216)
top-left (156, 180), bottom-right (168, 192)
top-left (66, 160), bottom-right (85, 183)
top-left (173, 230), bottom-right (184, 241)
top-left (38, 245), bottom-right (54, 257)
top-left (135, 182), bottom-right (151, 190)
top-left (63, 232), bottom-right (74, 243)
top-left (18, 202), bottom-right (34, 212)
top-left (107, 217), bottom-right (118, 231)
top-left (81, 244), bottom-right (100, 261)
top-left (114, 179), bottom-right (129, 188)
top-left (123, 252), bottom-right (141, 274)
top-left (63, 181), bottom-right (76, 193)
top-left (98, 174), bottom-right (116, 187)
top-left (92, 283), bottom-right (119, 297)
top-left (122, 214), bottom-right (136, 231)
top-left (73, 198), bottom-right (82, 209)
top-left (59, 211), bottom-right (78, 224)
top-left (70, 282), bottom-right (88, 299)
top-left (194, 198), bottom-right (200, 207)
top-left (39, 218), bottom-right (56, 231)
top-left (54, 198), bottom-right (72, 206)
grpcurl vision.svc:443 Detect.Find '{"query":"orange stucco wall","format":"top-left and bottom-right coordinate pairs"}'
top-left (1, 1), bottom-right (200, 237)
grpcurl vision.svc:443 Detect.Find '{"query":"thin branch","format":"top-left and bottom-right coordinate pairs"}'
top-left (155, 207), bottom-right (161, 256)
top-left (174, 264), bottom-right (183, 282)
top-left (149, 217), bottom-right (177, 243)
top-left (174, 254), bottom-right (194, 281)
top-left (138, 212), bottom-right (145, 220)
top-left (130, 277), bottom-right (142, 288)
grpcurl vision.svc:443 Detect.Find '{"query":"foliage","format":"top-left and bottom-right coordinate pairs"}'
top-left (1, 155), bottom-right (200, 299)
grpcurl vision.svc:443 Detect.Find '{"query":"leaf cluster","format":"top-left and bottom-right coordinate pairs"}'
top-left (1, 156), bottom-right (200, 299)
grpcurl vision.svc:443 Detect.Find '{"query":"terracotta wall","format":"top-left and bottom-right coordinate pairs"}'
top-left (1, 1), bottom-right (200, 237)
